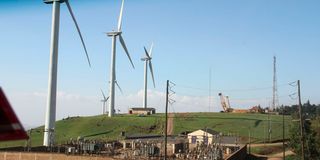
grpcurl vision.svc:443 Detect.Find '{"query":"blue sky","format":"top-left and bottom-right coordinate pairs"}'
top-left (1, 0), bottom-right (319, 127)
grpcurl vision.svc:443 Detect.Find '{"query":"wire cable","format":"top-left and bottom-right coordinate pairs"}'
top-left (176, 82), bottom-right (291, 93)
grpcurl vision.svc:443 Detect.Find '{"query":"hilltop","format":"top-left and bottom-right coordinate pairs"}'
top-left (0, 112), bottom-right (291, 148)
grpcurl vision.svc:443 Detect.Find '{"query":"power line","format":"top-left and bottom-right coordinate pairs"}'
top-left (169, 81), bottom-right (176, 106)
top-left (173, 90), bottom-right (294, 101)
top-left (289, 93), bottom-right (298, 100)
top-left (175, 83), bottom-right (291, 93)
top-left (289, 81), bottom-right (298, 87)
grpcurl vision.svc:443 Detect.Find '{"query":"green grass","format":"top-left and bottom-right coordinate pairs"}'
top-left (0, 112), bottom-right (291, 148)
top-left (174, 112), bottom-right (291, 143)
top-left (285, 155), bottom-right (298, 160)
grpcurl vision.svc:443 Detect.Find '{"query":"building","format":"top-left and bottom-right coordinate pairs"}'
top-left (128, 108), bottom-right (156, 115)
top-left (187, 128), bottom-right (220, 148)
top-left (248, 106), bottom-right (263, 113)
top-left (232, 109), bottom-right (248, 113)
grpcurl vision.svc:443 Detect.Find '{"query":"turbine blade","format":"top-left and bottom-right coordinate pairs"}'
top-left (119, 35), bottom-right (135, 69)
top-left (114, 71), bottom-right (123, 94)
top-left (144, 47), bottom-right (150, 58)
top-left (149, 61), bottom-right (155, 88)
top-left (65, 0), bottom-right (91, 67)
top-left (149, 42), bottom-right (154, 57)
top-left (117, 0), bottom-right (125, 31)
top-left (115, 81), bottom-right (123, 95)
top-left (100, 89), bottom-right (107, 100)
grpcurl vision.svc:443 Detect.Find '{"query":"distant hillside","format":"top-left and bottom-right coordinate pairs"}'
top-left (0, 112), bottom-right (291, 148)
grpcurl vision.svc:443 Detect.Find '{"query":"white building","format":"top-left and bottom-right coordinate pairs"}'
top-left (128, 108), bottom-right (156, 115)
top-left (187, 128), bottom-right (220, 148)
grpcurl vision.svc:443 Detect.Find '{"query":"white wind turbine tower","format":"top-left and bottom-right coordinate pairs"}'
top-left (43, 0), bottom-right (91, 146)
top-left (141, 43), bottom-right (155, 108)
top-left (100, 89), bottom-right (109, 114)
top-left (107, 0), bottom-right (134, 117)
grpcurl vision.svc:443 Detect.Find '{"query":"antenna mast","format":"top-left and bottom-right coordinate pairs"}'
top-left (272, 56), bottom-right (279, 111)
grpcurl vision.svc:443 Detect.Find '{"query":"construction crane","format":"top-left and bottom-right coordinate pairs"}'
top-left (225, 96), bottom-right (231, 109)
top-left (218, 93), bottom-right (233, 112)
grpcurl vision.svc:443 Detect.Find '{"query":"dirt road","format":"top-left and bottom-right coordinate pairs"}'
top-left (250, 142), bottom-right (295, 159)
top-left (0, 152), bottom-right (115, 160)
top-left (167, 113), bottom-right (174, 135)
top-left (250, 142), bottom-right (284, 147)
top-left (268, 150), bottom-right (295, 159)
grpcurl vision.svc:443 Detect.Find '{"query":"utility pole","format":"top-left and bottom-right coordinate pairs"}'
top-left (248, 128), bottom-right (251, 155)
top-left (164, 80), bottom-right (169, 160)
top-left (263, 121), bottom-right (266, 146)
top-left (208, 68), bottom-right (212, 112)
top-left (26, 129), bottom-right (33, 152)
top-left (268, 111), bottom-right (271, 142)
top-left (282, 106), bottom-right (285, 159)
top-left (298, 80), bottom-right (305, 160)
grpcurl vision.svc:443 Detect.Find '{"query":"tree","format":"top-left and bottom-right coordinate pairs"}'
top-left (303, 120), bottom-right (319, 159)
top-left (288, 114), bottom-right (320, 160)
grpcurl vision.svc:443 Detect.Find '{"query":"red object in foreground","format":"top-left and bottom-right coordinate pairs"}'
top-left (0, 87), bottom-right (28, 141)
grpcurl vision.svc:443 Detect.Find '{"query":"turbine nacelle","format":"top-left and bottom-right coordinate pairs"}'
top-left (106, 31), bottom-right (122, 37)
top-left (141, 57), bottom-right (151, 61)
top-left (43, 0), bottom-right (66, 4)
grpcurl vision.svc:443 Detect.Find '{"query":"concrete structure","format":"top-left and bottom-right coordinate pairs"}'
top-left (128, 108), bottom-right (156, 115)
top-left (219, 136), bottom-right (242, 158)
top-left (187, 128), bottom-right (220, 148)
top-left (121, 135), bottom-right (187, 156)
top-left (220, 136), bottom-right (239, 147)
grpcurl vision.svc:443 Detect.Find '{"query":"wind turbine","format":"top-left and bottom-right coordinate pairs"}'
top-left (100, 89), bottom-right (109, 115)
top-left (141, 43), bottom-right (155, 108)
top-left (43, 0), bottom-right (91, 147)
top-left (106, 0), bottom-right (134, 117)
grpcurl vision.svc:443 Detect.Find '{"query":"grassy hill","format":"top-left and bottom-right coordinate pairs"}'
top-left (174, 112), bottom-right (291, 142)
top-left (0, 112), bottom-right (291, 148)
